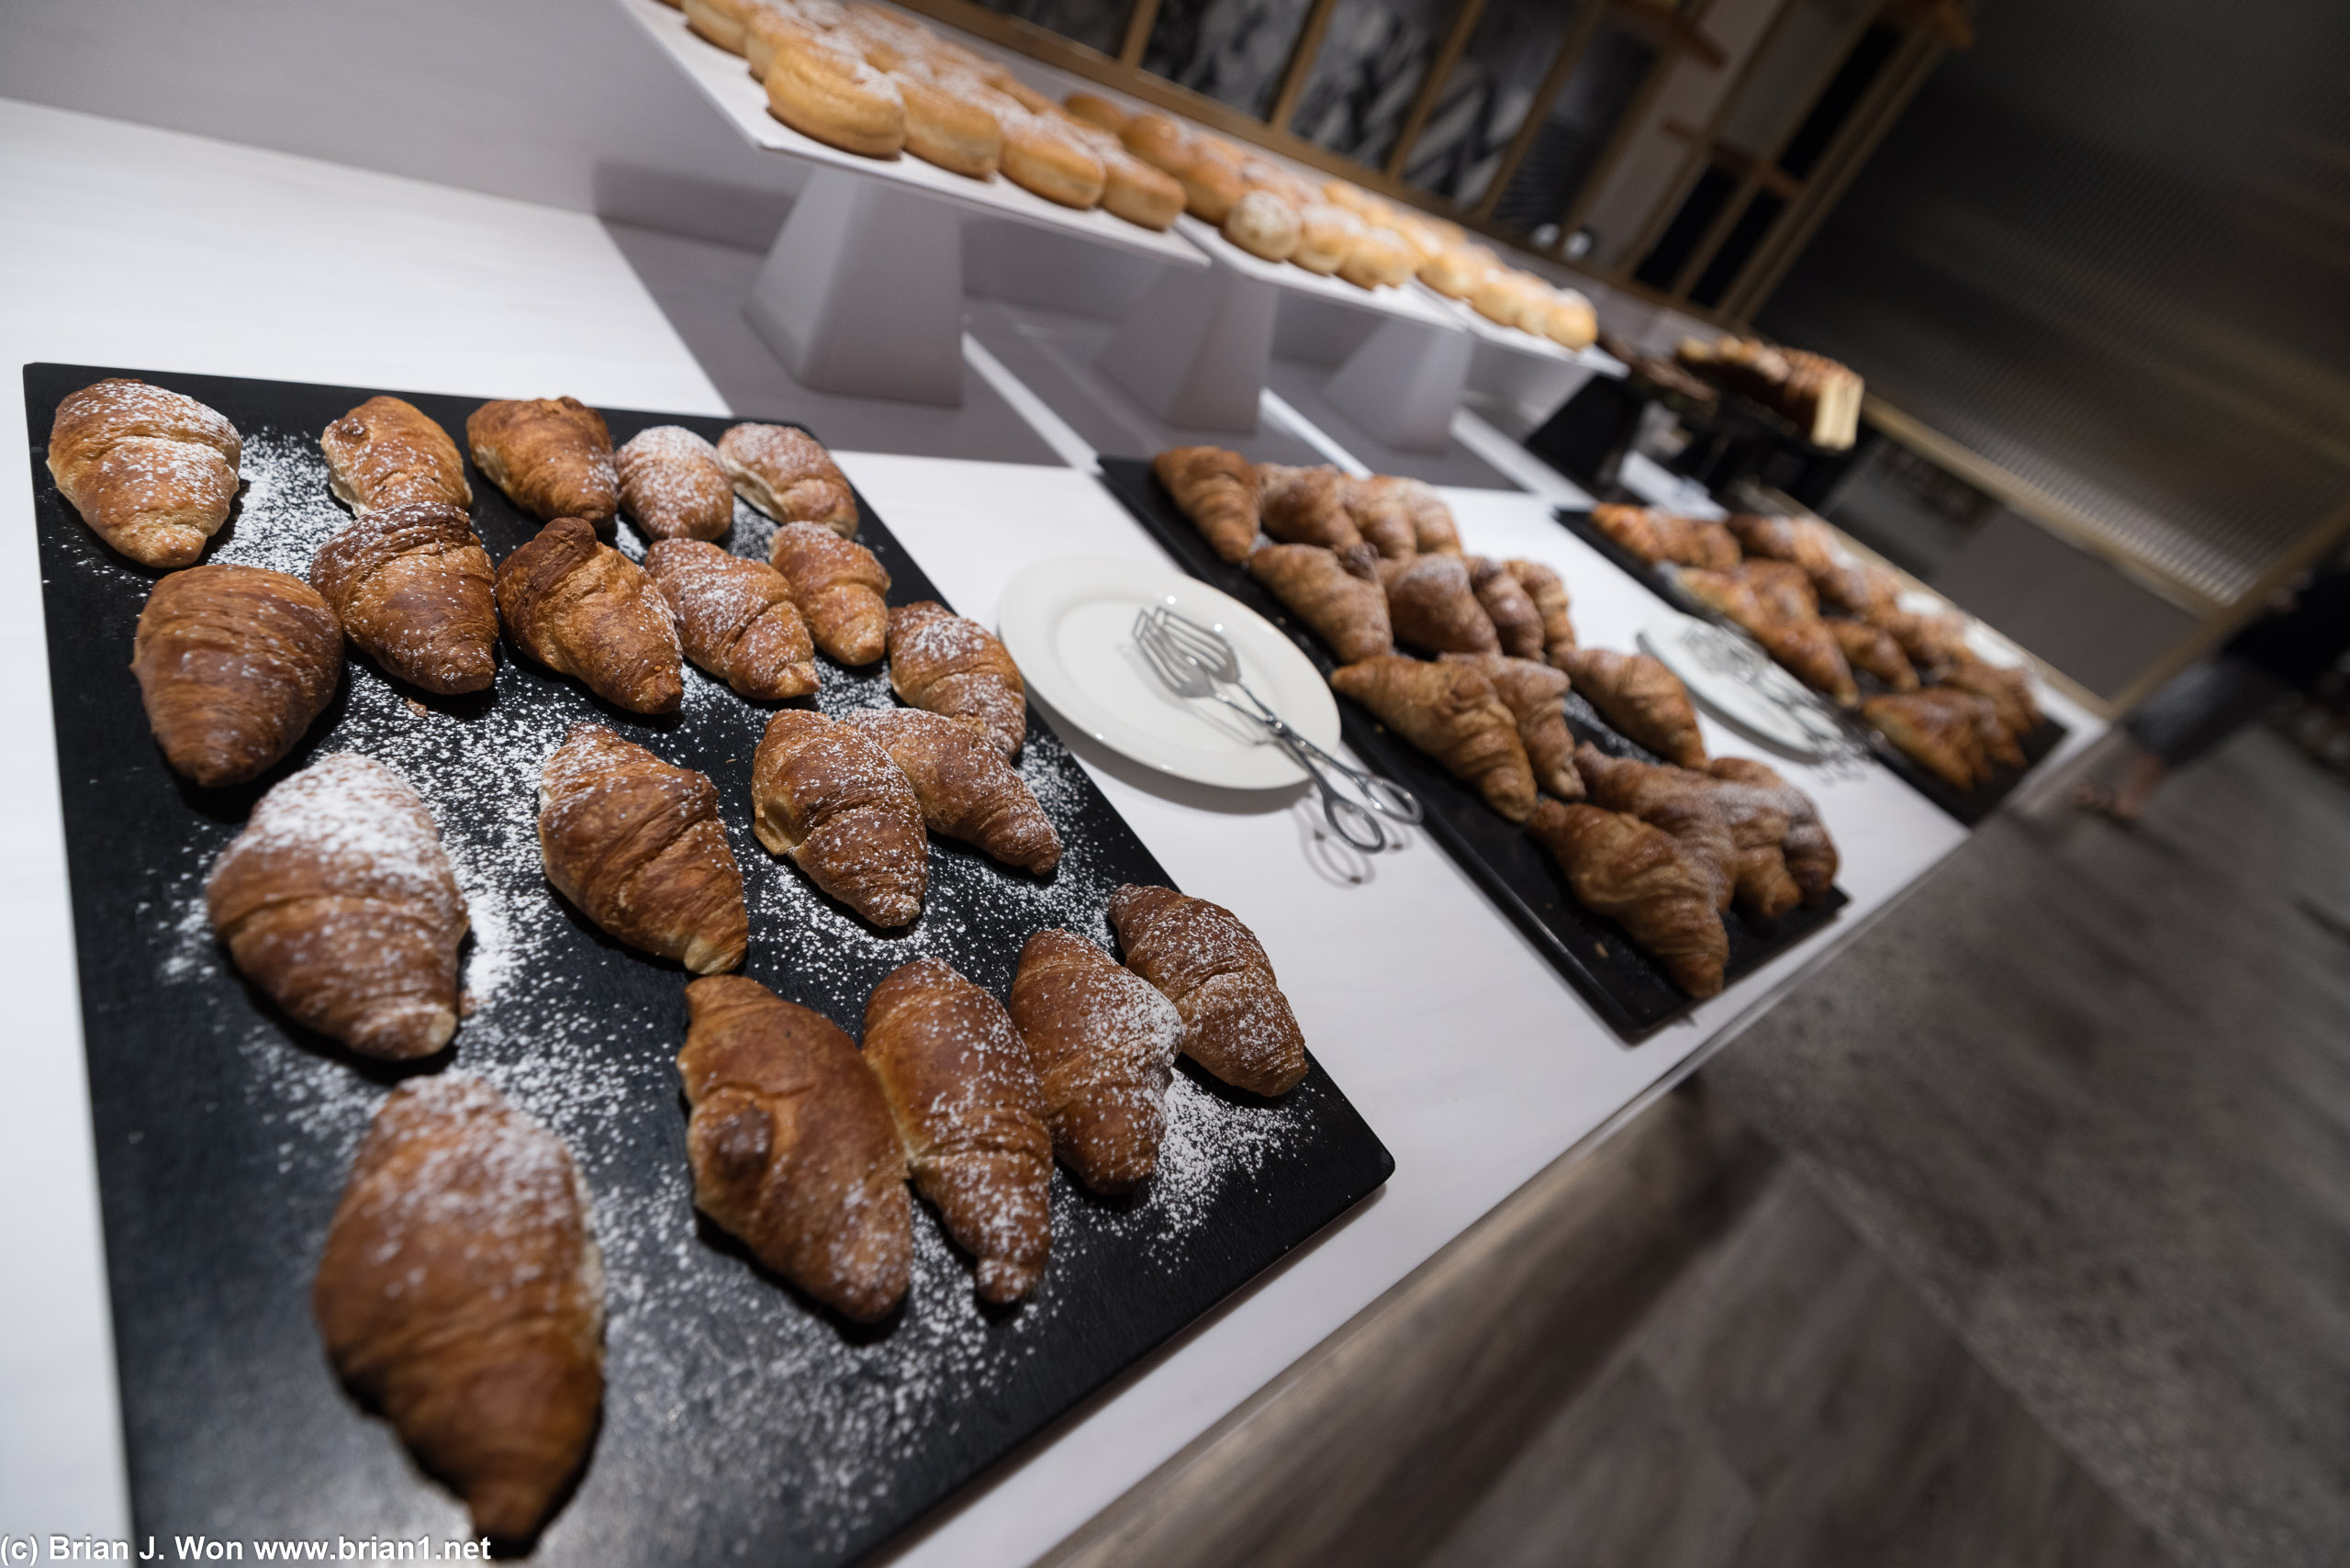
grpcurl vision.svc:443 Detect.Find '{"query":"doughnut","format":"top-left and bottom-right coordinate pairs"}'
top-left (1120, 113), bottom-right (1192, 174)
top-left (894, 62), bottom-right (1002, 178)
top-left (1338, 225), bottom-right (1413, 289)
top-left (765, 23), bottom-right (907, 158)
top-left (1064, 91), bottom-right (1129, 133)
top-left (684, 0), bottom-right (756, 53)
top-left (1222, 189), bottom-right (1302, 262)
top-left (997, 106), bottom-right (1107, 207)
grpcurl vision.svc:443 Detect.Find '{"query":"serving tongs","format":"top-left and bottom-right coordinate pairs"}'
top-left (1133, 606), bottom-right (1421, 852)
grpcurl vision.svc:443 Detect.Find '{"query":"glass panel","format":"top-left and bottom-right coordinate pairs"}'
top-left (1690, 190), bottom-right (1785, 306)
top-left (1288, 0), bottom-right (1457, 165)
top-left (1634, 162), bottom-right (1736, 289)
top-left (1486, 19), bottom-right (1655, 234)
top-left (1777, 23), bottom-right (1899, 180)
top-left (1143, 0), bottom-right (1319, 120)
top-left (967, 0), bottom-right (1134, 56)
top-left (1401, 0), bottom-right (1585, 207)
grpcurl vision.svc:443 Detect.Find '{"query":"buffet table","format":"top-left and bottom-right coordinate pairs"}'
top-left (0, 96), bottom-right (2099, 1559)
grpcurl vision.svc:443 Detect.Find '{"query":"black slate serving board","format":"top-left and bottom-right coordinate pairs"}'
top-left (23, 364), bottom-right (1393, 1565)
top-left (1095, 456), bottom-right (1847, 1039)
top-left (1553, 506), bottom-right (2068, 826)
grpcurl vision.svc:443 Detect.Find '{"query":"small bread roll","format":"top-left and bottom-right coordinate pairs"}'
top-left (1472, 271), bottom-right (1546, 330)
top-left (893, 62), bottom-right (1001, 178)
top-left (1291, 203), bottom-right (1360, 275)
top-left (1540, 288), bottom-right (1598, 350)
top-left (1223, 189), bottom-right (1302, 262)
top-left (1238, 156), bottom-right (1316, 207)
top-left (1419, 244), bottom-right (1494, 299)
top-left (1063, 91), bottom-right (1127, 132)
top-left (766, 22), bottom-right (907, 157)
top-left (684, 0), bottom-right (755, 52)
top-left (1338, 225), bottom-right (1412, 290)
top-left (1119, 112), bottom-right (1192, 174)
top-left (1097, 145), bottom-right (1185, 230)
top-left (998, 105), bottom-right (1106, 207)
top-left (1172, 144), bottom-right (1243, 225)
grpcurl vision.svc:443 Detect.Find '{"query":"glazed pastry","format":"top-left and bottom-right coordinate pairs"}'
top-left (1528, 801), bottom-right (1728, 999)
top-left (1329, 655), bottom-right (1536, 822)
top-left (1826, 617), bottom-right (1919, 691)
top-left (677, 975), bottom-right (912, 1321)
top-left (1572, 743), bottom-right (1736, 913)
top-left (1009, 928), bottom-right (1181, 1194)
top-left (845, 707), bottom-right (1058, 873)
top-left (1223, 189), bottom-right (1301, 262)
top-left (314, 1074), bottom-right (602, 1544)
top-left (1707, 756), bottom-right (1838, 903)
top-left (319, 396), bottom-right (471, 513)
top-left (207, 754), bottom-right (467, 1058)
top-left (1340, 476), bottom-right (1419, 561)
top-left (1248, 543), bottom-right (1393, 664)
top-left (1468, 556), bottom-right (1546, 662)
top-left (1154, 446), bottom-right (1260, 564)
top-left (309, 500), bottom-right (498, 694)
top-left (717, 423), bottom-right (857, 536)
top-left (751, 709), bottom-right (928, 925)
top-left (893, 61), bottom-right (1002, 178)
top-left (643, 539), bottom-right (817, 700)
top-left (1938, 655), bottom-right (2041, 738)
top-left (538, 723), bottom-right (747, 974)
top-left (465, 398), bottom-right (619, 531)
top-left (495, 516), bottom-right (683, 714)
top-left (1505, 558), bottom-right (1577, 664)
top-left (615, 425), bottom-right (734, 542)
top-left (863, 958), bottom-right (1053, 1303)
top-left (132, 564), bottom-right (341, 787)
top-left (887, 600), bottom-right (1025, 758)
top-left (768, 521), bottom-right (890, 664)
top-left (1108, 883), bottom-right (1307, 1097)
top-left (1862, 689), bottom-right (1993, 789)
top-left (1378, 553), bottom-right (1499, 655)
top-left (765, 22), bottom-right (907, 157)
top-left (1441, 654), bottom-right (1582, 801)
top-left (1556, 647), bottom-right (1706, 768)
top-left (998, 104), bottom-right (1107, 207)
top-left (1258, 465), bottom-right (1363, 552)
top-left (48, 377), bottom-right (241, 568)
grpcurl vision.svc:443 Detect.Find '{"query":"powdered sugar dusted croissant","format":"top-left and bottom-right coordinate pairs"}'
top-left (495, 516), bottom-right (683, 714)
top-left (1010, 927), bottom-right (1180, 1194)
top-left (845, 707), bottom-right (1059, 874)
top-left (751, 709), bottom-right (927, 926)
top-left (319, 396), bottom-right (471, 513)
top-left (719, 422), bottom-right (857, 536)
top-left (49, 377), bottom-right (241, 568)
top-left (615, 425), bottom-right (734, 542)
top-left (1108, 883), bottom-right (1307, 1096)
top-left (886, 600), bottom-right (1024, 758)
top-left (643, 539), bottom-right (816, 701)
top-left (768, 521), bottom-right (890, 665)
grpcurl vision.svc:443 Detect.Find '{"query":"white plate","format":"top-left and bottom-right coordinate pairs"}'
top-left (1638, 609), bottom-right (1845, 759)
top-left (997, 555), bottom-right (1339, 790)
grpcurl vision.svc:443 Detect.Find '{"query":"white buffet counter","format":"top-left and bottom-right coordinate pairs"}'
top-left (0, 95), bottom-right (2099, 1560)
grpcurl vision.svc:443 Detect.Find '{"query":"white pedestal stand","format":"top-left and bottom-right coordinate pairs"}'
top-left (1095, 260), bottom-right (1280, 432)
top-left (1322, 317), bottom-right (1477, 454)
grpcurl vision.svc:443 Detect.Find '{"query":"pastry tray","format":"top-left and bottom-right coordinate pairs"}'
top-left (21, 364), bottom-right (1393, 1565)
top-left (1097, 456), bottom-right (1849, 1039)
top-left (1553, 506), bottom-right (2067, 826)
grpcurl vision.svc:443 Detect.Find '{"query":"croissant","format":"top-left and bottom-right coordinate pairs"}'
top-left (863, 957), bottom-right (1053, 1303)
top-left (1740, 561), bottom-right (1858, 704)
top-left (1378, 553), bottom-right (1500, 655)
top-left (718, 422), bottom-right (858, 536)
top-left (539, 723), bottom-right (747, 973)
top-left (1248, 543), bottom-right (1393, 664)
top-left (1388, 477), bottom-right (1461, 554)
top-left (1257, 465), bottom-right (1363, 551)
top-left (615, 425), bottom-right (734, 542)
top-left (207, 753), bottom-right (467, 1057)
top-left (319, 395), bottom-right (471, 513)
top-left (1677, 566), bottom-right (1768, 633)
top-left (769, 521), bottom-right (890, 665)
top-left (132, 564), bottom-right (341, 787)
top-left (1108, 883), bottom-right (1307, 1096)
top-left (1153, 446), bottom-right (1259, 564)
top-left (1572, 743), bottom-right (1736, 913)
top-left (1862, 689), bottom-right (1991, 789)
top-left (1341, 476), bottom-right (1419, 560)
top-left (1505, 558), bottom-right (1576, 664)
top-left (643, 539), bottom-right (816, 700)
top-left (1880, 609), bottom-right (1971, 678)
top-left (48, 377), bottom-right (241, 568)
top-left (1010, 927), bottom-right (1181, 1194)
top-left (308, 500), bottom-right (498, 694)
top-left (1725, 513), bottom-right (1840, 575)
top-left (466, 397), bottom-right (618, 530)
top-left (1468, 556), bottom-right (1546, 661)
top-left (1938, 655), bottom-right (2041, 738)
top-left (1528, 801), bottom-right (1728, 999)
top-left (751, 709), bottom-right (928, 925)
top-left (1330, 655), bottom-right (1535, 822)
top-left (1813, 559), bottom-right (1900, 621)
top-left (1707, 756), bottom-right (1838, 903)
top-left (1589, 502), bottom-right (1666, 564)
top-left (677, 975), bottom-right (912, 1321)
top-left (844, 707), bottom-right (1059, 874)
top-left (495, 516), bottom-right (682, 712)
top-left (888, 600), bottom-right (1025, 758)
top-left (1964, 689), bottom-right (2028, 768)
top-left (1662, 514), bottom-right (1742, 571)
top-left (313, 1074), bottom-right (602, 1543)
top-left (1438, 653), bottom-right (1581, 801)
top-left (1690, 765), bottom-right (1803, 922)
top-left (1554, 647), bottom-right (1705, 767)
top-left (1827, 617), bottom-right (1918, 691)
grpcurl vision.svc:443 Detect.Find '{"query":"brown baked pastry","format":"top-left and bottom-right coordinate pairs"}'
top-left (1707, 756), bottom-right (1838, 903)
top-left (677, 975), bottom-right (912, 1321)
top-left (717, 423), bottom-right (858, 536)
top-left (1096, 141), bottom-right (1186, 230)
top-left (1704, 561), bottom-right (1857, 706)
top-left (1468, 556), bottom-right (1546, 661)
top-left (888, 600), bottom-right (1025, 758)
top-left (1339, 476), bottom-right (1418, 561)
top-left (1588, 503), bottom-right (1666, 564)
top-left (751, 709), bottom-right (928, 925)
top-left (615, 425), bottom-right (734, 542)
top-left (1390, 476), bottom-right (1462, 554)
top-left (643, 539), bottom-right (816, 700)
top-left (1686, 765), bottom-right (1802, 922)
top-left (684, 0), bottom-right (755, 50)
top-left (1678, 566), bottom-right (1767, 633)
top-left (1154, 446), bottom-right (1259, 564)
top-left (314, 1074), bottom-right (602, 1544)
top-left (1572, 743), bottom-right (1736, 913)
top-left (48, 377), bottom-right (241, 568)
top-left (998, 104), bottom-right (1107, 207)
top-left (1441, 653), bottom-right (1582, 801)
top-left (845, 707), bottom-right (1060, 873)
top-left (1880, 609), bottom-right (1972, 679)
top-left (1529, 801), bottom-right (1728, 999)
top-left (1223, 189), bottom-right (1302, 261)
top-left (132, 564), bottom-right (341, 787)
top-left (1556, 647), bottom-right (1706, 768)
top-left (1812, 559), bottom-right (1901, 621)
top-left (1010, 928), bottom-right (1181, 1194)
top-left (1119, 112), bottom-right (1191, 174)
top-left (1827, 617), bottom-right (1919, 691)
top-left (465, 398), bottom-right (618, 531)
top-left (1938, 655), bottom-right (2041, 739)
top-left (864, 958), bottom-right (1053, 1303)
top-left (1248, 543), bottom-right (1393, 664)
top-left (1292, 203), bottom-right (1362, 275)
top-left (1506, 558), bottom-right (1577, 664)
top-left (1378, 553), bottom-right (1500, 655)
top-left (1172, 143), bottom-right (1244, 224)
top-left (319, 396), bottom-right (471, 513)
top-left (892, 62), bottom-right (1002, 179)
top-left (1258, 465), bottom-right (1363, 552)
top-left (1329, 655), bottom-right (1535, 822)
top-left (1108, 884), bottom-right (1307, 1096)
top-left (1063, 90), bottom-right (1128, 131)
top-left (1340, 225), bottom-right (1416, 290)
top-left (765, 22), bottom-right (907, 157)
top-left (1862, 689), bottom-right (1993, 789)
top-left (207, 754), bottom-right (466, 1058)
top-left (495, 516), bottom-right (683, 713)
top-left (309, 500), bottom-right (498, 694)
top-left (539, 723), bottom-right (747, 974)
top-left (768, 521), bottom-right (890, 665)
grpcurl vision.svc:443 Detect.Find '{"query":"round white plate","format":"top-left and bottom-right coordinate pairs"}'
top-left (1638, 608), bottom-right (1844, 759)
top-left (997, 555), bottom-right (1339, 790)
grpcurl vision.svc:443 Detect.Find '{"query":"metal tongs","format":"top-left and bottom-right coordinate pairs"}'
top-left (1132, 606), bottom-right (1422, 851)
